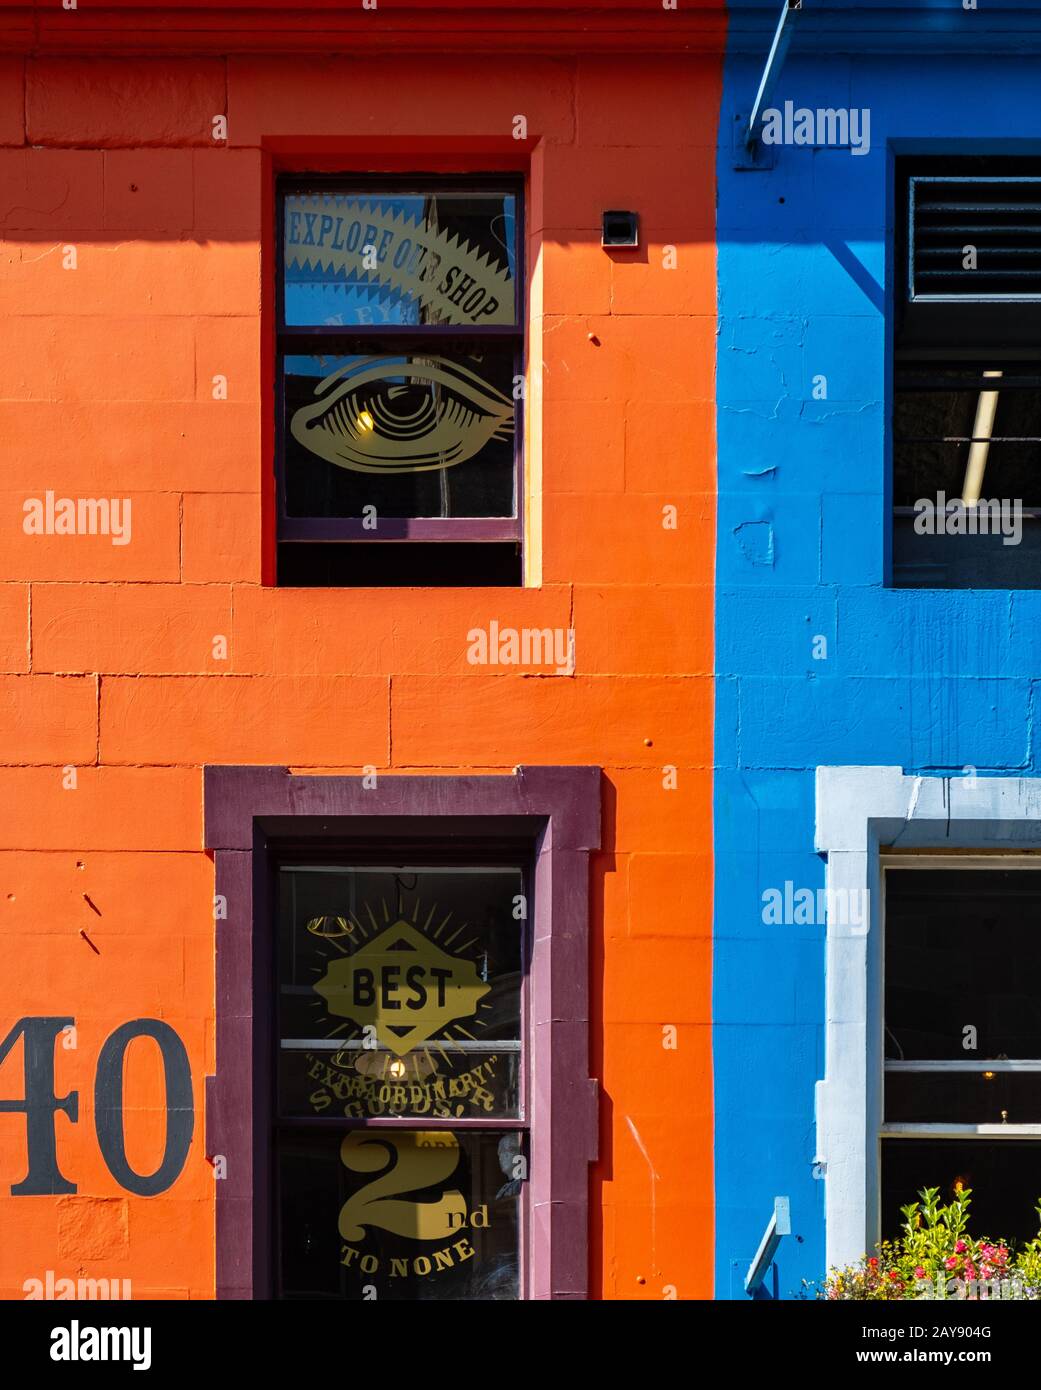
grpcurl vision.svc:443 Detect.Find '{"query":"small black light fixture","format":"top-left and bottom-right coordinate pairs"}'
top-left (601, 210), bottom-right (639, 249)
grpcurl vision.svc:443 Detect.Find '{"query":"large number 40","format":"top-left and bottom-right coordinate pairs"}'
top-left (0, 1016), bottom-right (194, 1196)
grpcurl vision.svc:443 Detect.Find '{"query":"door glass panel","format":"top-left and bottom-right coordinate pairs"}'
top-left (278, 1129), bottom-right (522, 1301)
top-left (278, 865), bottom-right (524, 1121)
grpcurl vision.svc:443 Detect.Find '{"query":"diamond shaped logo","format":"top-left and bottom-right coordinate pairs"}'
top-left (314, 920), bottom-right (490, 1056)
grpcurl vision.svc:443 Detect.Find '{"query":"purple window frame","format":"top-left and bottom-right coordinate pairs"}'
top-left (204, 764), bottom-right (600, 1301)
top-left (276, 174), bottom-right (525, 546)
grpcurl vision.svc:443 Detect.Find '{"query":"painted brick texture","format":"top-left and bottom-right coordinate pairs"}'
top-left (714, 46), bottom-right (1041, 1298)
top-left (0, 47), bottom-right (720, 1302)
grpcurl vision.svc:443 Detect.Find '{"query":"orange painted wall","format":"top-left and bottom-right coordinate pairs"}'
top-left (0, 46), bottom-right (719, 1300)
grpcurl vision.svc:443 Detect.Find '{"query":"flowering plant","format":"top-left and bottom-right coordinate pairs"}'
top-left (811, 1185), bottom-right (1041, 1300)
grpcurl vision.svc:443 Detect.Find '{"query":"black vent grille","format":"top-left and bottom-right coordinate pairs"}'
top-left (909, 176), bottom-right (1041, 301)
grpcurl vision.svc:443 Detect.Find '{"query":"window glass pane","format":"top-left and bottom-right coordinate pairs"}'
top-left (893, 368), bottom-right (1041, 506)
top-left (892, 368), bottom-right (1041, 588)
top-left (283, 349), bottom-right (517, 519)
top-left (885, 869), bottom-right (1041, 1060)
top-left (283, 192), bottom-right (518, 328)
top-left (278, 865), bottom-right (524, 1119)
top-left (276, 541), bottom-right (522, 588)
top-left (891, 510), bottom-right (1041, 589)
top-left (885, 1070), bottom-right (1041, 1123)
top-left (278, 1129), bottom-right (521, 1300)
top-left (881, 1139), bottom-right (1041, 1246)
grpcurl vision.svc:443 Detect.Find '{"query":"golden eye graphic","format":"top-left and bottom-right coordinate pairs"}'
top-left (290, 356), bottom-right (515, 475)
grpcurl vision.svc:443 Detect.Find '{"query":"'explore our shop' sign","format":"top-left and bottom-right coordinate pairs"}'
top-left (284, 195), bottom-right (516, 327)
top-left (0, 1017), bottom-right (193, 1197)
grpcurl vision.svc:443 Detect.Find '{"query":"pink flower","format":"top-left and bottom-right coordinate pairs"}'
top-left (945, 1256), bottom-right (958, 1270)
top-left (955, 1241), bottom-right (967, 1254)
top-left (914, 1266), bottom-right (926, 1279)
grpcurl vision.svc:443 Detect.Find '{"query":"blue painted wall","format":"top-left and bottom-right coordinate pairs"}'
top-left (714, 14), bottom-right (1041, 1298)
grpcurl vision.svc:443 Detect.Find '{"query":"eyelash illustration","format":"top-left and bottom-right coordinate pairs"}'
top-left (290, 355), bottom-right (515, 474)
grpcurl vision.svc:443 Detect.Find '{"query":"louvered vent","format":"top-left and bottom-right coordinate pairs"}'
top-left (909, 175), bottom-right (1041, 301)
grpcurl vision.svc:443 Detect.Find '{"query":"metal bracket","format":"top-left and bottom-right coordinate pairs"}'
top-left (732, 111), bottom-right (775, 171)
top-left (734, 0), bottom-right (802, 169)
top-left (744, 1196), bottom-right (792, 1293)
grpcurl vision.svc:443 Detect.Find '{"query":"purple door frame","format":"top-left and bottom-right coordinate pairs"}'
top-left (203, 764), bottom-right (601, 1300)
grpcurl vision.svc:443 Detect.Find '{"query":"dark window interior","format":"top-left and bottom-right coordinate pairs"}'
top-left (894, 368), bottom-right (1041, 508)
top-left (882, 869), bottom-right (1041, 1245)
top-left (277, 541), bottom-right (522, 587)
top-left (893, 158), bottom-right (1041, 589)
top-left (886, 1071), bottom-right (1041, 1126)
top-left (885, 869), bottom-right (1041, 1062)
top-left (881, 1139), bottom-right (1041, 1246)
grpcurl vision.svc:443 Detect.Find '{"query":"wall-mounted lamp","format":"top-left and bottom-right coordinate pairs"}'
top-left (602, 210), bottom-right (639, 249)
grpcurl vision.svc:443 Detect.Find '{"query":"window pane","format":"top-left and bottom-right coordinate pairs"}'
top-left (276, 541), bottom-right (522, 588)
top-left (278, 865), bottom-right (524, 1119)
top-left (881, 1139), bottom-right (1041, 1246)
top-left (892, 509), bottom-right (1041, 589)
top-left (283, 349), bottom-right (517, 519)
top-left (892, 368), bottom-right (1041, 587)
top-left (885, 1070), bottom-right (1041, 1123)
top-left (885, 869), bottom-right (1041, 1061)
top-left (278, 1129), bottom-right (521, 1300)
top-left (283, 192), bottom-right (518, 328)
top-left (893, 368), bottom-right (1041, 506)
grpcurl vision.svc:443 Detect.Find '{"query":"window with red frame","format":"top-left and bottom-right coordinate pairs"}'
top-left (277, 177), bottom-right (524, 587)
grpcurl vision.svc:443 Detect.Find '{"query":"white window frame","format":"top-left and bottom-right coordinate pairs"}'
top-left (815, 766), bottom-right (1041, 1269)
